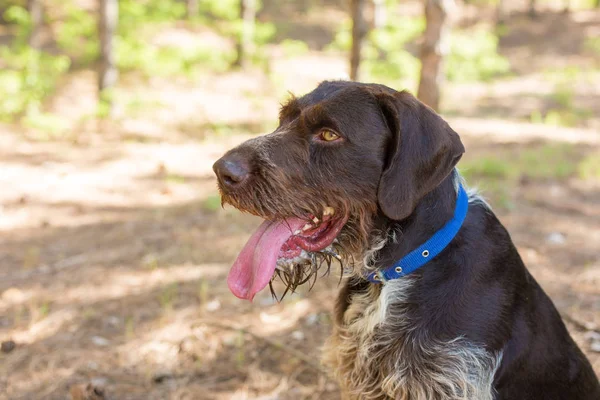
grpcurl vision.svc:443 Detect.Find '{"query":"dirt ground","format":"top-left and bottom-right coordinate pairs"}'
top-left (1, 3), bottom-right (599, 400)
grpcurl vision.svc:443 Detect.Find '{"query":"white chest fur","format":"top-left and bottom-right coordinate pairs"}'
top-left (322, 278), bottom-right (501, 400)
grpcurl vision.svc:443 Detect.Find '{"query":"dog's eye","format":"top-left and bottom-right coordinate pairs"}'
top-left (318, 129), bottom-right (340, 142)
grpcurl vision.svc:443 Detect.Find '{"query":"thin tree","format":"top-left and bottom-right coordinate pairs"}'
top-left (496, 0), bottom-right (505, 25)
top-left (27, 0), bottom-right (43, 49)
top-left (370, 0), bottom-right (386, 29)
top-left (98, 0), bottom-right (118, 115)
top-left (350, 0), bottom-right (368, 81)
top-left (233, 0), bottom-right (256, 68)
top-left (417, 0), bottom-right (454, 111)
top-left (186, 0), bottom-right (199, 19)
top-left (528, 0), bottom-right (537, 18)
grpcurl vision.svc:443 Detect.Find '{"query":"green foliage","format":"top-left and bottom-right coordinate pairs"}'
top-left (578, 152), bottom-right (600, 181)
top-left (364, 19), bottom-right (423, 83)
top-left (158, 282), bottom-right (179, 311)
top-left (519, 144), bottom-right (577, 179)
top-left (116, 36), bottom-right (233, 78)
top-left (364, 50), bottom-right (421, 84)
top-left (532, 68), bottom-right (593, 127)
top-left (197, 0), bottom-right (275, 68)
top-left (22, 111), bottom-right (70, 138)
top-left (571, 0), bottom-right (600, 9)
top-left (97, 88), bottom-right (115, 119)
top-left (0, 0), bottom-right (278, 124)
top-left (329, 17), bottom-right (509, 86)
top-left (461, 157), bottom-right (512, 179)
top-left (446, 28), bottom-right (511, 82)
top-left (198, 0), bottom-right (240, 20)
top-left (461, 143), bottom-right (579, 209)
top-left (118, 0), bottom-right (200, 76)
top-left (115, 0), bottom-right (264, 77)
top-left (461, 144), bottom-right (578, 183)
top-left (124, 95), bottom-right (167, 117)
top-left (280, 39), bottom-right (310, 58)
top-left (584, 37), bottom-right (600, 56)
top-left (550, 85), bottom-right (574, 109)
top-left (542, 65), bottom-right (582, 83)
top-left (202, 194), bottom-right (222, 212)
top-left (531, 108), bottom-right (592, 128)
top-left (465, 0), bottom-right (500, 5)
top-left (328, 16), bottom-right (423, 86)
top-left (327, 19), bottom-right (352, 51)
top-left (166, 173), bottom-right (186, 184)
top-left (0, 6), bottom-right (71, 122)
top-left (252, 21), bottom-right (277, 46)
top-left (4, 3), bottom-right (30, 33)
top-left (226, 12), bottom-right (275, 67)
top-left (120, 0), bottom-right (186, 24)
top-left (36, 301), bottom-right (51, 320)
top-left (55, 3), bottom-right (99, 64)
top-left (371, 18), bottom-right (425, 49)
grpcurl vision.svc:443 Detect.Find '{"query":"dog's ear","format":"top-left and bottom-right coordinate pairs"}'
top-left (373, 89), bottom-right (464, 220)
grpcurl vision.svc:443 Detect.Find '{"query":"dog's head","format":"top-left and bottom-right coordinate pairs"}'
top-left (213, 81), bottom-right (464, 300)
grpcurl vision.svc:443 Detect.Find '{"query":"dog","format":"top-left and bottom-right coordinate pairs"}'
top-left (213, 81), bottom-right (600, 399)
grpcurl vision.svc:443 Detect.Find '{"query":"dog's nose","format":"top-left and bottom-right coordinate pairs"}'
top-left (213, 155), bottom-right (250, 188)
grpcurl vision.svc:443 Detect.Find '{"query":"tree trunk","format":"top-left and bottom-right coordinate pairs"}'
top-left (98, 0), bottom-right (118, 114)
top-left (233, 0), bottom-right (256, 68)
top-left (373, 0), bottom-right (386, 28)
top-left (350, 0), bottom-right (368, 81)
top-left (186, 0), bottom-right (198, 19)
top-left (367, 0), bottom-right (386, 29)
top-left (28, 0), bottom-right (43, 49)
top-left (417, 0), bottom-right (453, 111)
top-left (495, 0), bottom-right (504, 25)
top-left (528, 0), bottom-right (536, 18)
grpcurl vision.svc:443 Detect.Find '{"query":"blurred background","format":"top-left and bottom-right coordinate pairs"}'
top-left (0, 0), bottom-right (598, 398)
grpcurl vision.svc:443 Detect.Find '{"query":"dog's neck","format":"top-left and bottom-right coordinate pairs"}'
top-left (371, 172), bottom-right (459, 271)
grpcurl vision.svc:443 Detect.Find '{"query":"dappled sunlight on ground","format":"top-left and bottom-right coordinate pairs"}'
top-left (1, 122), bottom-right (598, 398)
top-left (1, 0), bottom-right (599, 398)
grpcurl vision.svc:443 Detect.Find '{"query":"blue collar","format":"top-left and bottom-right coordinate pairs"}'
top-left (366, 184), bottom-right (469, 283)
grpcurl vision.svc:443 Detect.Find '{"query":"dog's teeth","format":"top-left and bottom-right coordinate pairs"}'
top-left (323, 207), bottom-right (335, 216)
top-left (302, 223), bottom-right (312, 231)
top-left (312, 216), bottom-right (320, 224)
top-left (294, 229), bottom-right (301, 235)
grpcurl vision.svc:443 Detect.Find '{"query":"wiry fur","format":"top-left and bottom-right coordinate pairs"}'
top-left (217, 130), bottom-right (379, 298)
top-left (357, 233), bottom-right (393, 278)
top-left (214, 81), bottom-right (600, 400)
top-left (456, 170), bottom-right (492, 210)
top-left (323, 246), bottom-right (502, 400)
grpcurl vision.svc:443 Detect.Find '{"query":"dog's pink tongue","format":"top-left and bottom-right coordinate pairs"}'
top-left (227, 218), bottom-right (305, 300)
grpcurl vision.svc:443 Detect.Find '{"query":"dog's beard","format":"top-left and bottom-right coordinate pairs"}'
top-left (219, 176), bottom-right (377, 301)
top-left (268, 212), bottom-right (375, 301)
top-left (269, 244), bottom-right (346, 301)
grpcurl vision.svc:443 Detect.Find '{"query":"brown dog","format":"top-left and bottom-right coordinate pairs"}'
top-left (213, 81), bottom-right (600, 399)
